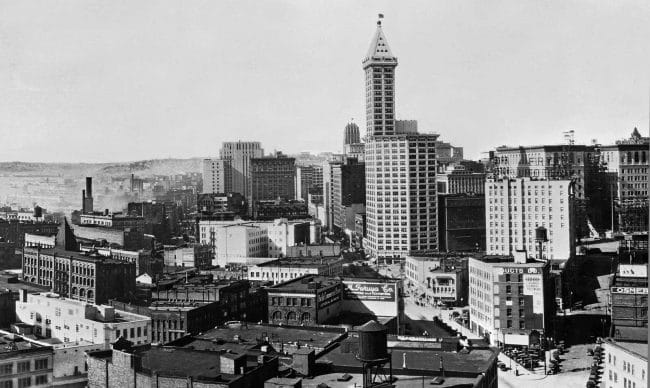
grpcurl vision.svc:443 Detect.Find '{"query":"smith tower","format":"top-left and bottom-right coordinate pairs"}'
top-left (363, 17), bottom-right (439, 259)
top-left (363, 18), bottom-right (398, 138)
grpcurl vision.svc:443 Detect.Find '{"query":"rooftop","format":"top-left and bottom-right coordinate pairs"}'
top-left (470, 255), bottom-right (547, 267)
top-left (178, 322), bottom-right (346, 354)
top-left (256, 256), bottom-right (342, 268)
top-left (25, 246), bottom-right (127, 265)
top-left (320, 336), bottom-right (498, 376)
top-left (605, 338), bottom-right (647, 360)
top-left (268, 275), bottom-right (340, 291)
top-left (0, 333), bottom-right (51, 355)
top-left (304, 373), bottom-right (482, 388)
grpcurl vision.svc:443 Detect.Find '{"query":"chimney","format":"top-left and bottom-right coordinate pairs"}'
top-left (85, 177), bottom-right (93, 198)
top-left (82, 190), bottom-right (86, 213)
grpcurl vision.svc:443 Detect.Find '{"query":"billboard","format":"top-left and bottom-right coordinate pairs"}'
top-left (611, 287), bottom-right (648, 295)
top-left (522, 274), bottom-right (544, 314)
top-left (343, 281), bottom-right (396, 301)
top-left (618, 265), bottom-right (647, 278)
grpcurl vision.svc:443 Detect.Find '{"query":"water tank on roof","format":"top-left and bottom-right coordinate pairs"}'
top-left (535, 226), bottom-right (548, 242)
top-left (33, 206), bottom-right (42, 218)
top-left (356, 320), bottom-right (388, 362)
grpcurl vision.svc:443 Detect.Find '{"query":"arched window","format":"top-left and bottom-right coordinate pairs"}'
top-left (71, 287), bottom-right (78, 295)
top-left (87, 290), bottom-right (94, 300)
top-left (272, 311), bottom-right (282, 321)
top-left (286, 311), bottom-right (297, 321)
top-left (79, 288), bottom-right (86, 298)
top-left (634, 151), bottom-right (639, 163)
top-left (301, 312), bottom-right (311, 323)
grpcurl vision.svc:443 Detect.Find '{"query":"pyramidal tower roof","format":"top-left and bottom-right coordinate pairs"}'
top-left (363, 17), bottom-right (398, 68)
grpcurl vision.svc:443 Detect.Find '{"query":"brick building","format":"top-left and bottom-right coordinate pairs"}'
top-left (331, 158), bottom-right (365, 233)
top-left (438, 193), bottom-right (485, 252)
top-left (0, 333), bottom-right (53, 388)
top-left (86, 340), bottom-right (278, 388)
top-left (610, 264), bottom-right (648, 342)
top-left (469, 253), bottom-right (556, 347)
top-left (250, 153), bottom-right (296, 216)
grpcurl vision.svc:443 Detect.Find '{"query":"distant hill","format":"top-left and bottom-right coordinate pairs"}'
top-left (0, 158), bottom-right (204, 177)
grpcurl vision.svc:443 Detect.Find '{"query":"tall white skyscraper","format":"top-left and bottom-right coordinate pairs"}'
top-left (220, 141), bottom-right (264, 198)
top-left (485, 177), bottom-right (576, 261)
top-left (363, 17), bottom-right (439, 259)
top-left (202, 158), bottom-right (230, 194)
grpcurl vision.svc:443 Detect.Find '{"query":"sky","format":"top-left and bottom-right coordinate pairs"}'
top-left (0, 0), bottom-right (649, 163)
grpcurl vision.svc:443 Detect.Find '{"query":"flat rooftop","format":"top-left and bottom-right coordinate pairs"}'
top-left (256, 256), bottom-right (341, 268)
top-left (269, 276), bottom-right (340, 291)
top-left (0, 334), bottom-right (50, 354)
top-left (25, 247), bottom-right (126, 265)
top-left (606, 338), bottom-right (647, 359)
top-left (304, 373), bottom-right (481, 388)
top-left (470, 255), bottom-right (547, 266)
top-left (182, 322), bottom-right (345, 353)
top-left (320, 336), bottom-right (498, 376)
top-left (0, 275), bottom-right (50, 294)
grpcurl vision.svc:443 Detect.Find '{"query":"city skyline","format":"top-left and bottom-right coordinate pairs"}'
top-left (1, 1), bottom-right (649, 163)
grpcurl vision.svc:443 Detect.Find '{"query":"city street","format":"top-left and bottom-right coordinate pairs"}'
top-left (405, 297), bottom-right (592, 387)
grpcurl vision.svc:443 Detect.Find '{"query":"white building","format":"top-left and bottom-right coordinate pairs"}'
top-left (220, 141), bottom-right (264, 199)
top-left (365, 134), bottom-right (439, 259)
top-left (468, 254), bottom-right (550, 346)
top-left (486, 177), bottom-right (575, 261)
top-left (202, 158), bottom-right (230, 194)
top-left (198, 220), bottom-right (268, 266)
top-left (24, 233), bottom-right (56, 249)
top-left (247, 257), bottom-right (343, 285)
top-left (362, 20), bottom-right (438, 259)
top-left (15, 292), bottom-right (151, 346)
top-left (601, 338), bottom-right (647, 388)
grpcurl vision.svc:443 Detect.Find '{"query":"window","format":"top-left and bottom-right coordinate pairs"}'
top-left (35, 376), bottom-right (47, 385)
top-left (17, 377), bottom-right (31, 388)
top-left (17, 361), bottom-right (30, 373)
top-left (0, 380), bottom-right (12, 388)
top-left (34, 359), bottom-right (48, 370)
top-left (0, 364), bottom-right (11, 376)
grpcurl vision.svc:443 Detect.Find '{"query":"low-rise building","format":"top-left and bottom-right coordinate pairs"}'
top-left (610, 264), bottom-right (648, 342)
top-left (267, 275), bottom-right (404, 332)
top-left (468, 253), bottom-right (555, 347)
top-left (163, 244), bottom-right (212, 269)
top-left (600, 338), bottom-right (647, 388)
top-left (0, 332), bottom-right (53, 388)
top-left (405, 255), bottom-right (469, 307)
top-left (86, 340), bottom-right (278, 388)
top-left (16, 291), bottom-right (151, 346)
top-left (22, 246), bottom-right (136, 305)
top-left (247, 257), bottom-right (343, 285)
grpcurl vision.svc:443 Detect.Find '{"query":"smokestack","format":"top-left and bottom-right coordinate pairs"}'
top-left (85, 177), bottom-right (93, 198)
top-left (82, 190), bottom-right (86, 213)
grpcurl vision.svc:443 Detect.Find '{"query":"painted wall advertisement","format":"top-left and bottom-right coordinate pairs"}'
top-left (522, 274), bottom-right (544, 314)
top-left (343, 281), bottom-right (396, 301)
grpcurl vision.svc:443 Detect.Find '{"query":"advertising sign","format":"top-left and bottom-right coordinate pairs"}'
top-left (611, 287), bottom-right (648, 295)
top-left (522, 274), bottom-right (544, 314)
top-left (343, 281), bottom-right (396, 301)
top-left (498, 266), bottom-right (541, 275)
top-left (618, 265), bottom-right (647, 278)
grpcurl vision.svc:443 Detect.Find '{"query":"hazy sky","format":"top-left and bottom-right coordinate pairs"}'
top-left (1, 1), bottom-right (648, 163)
